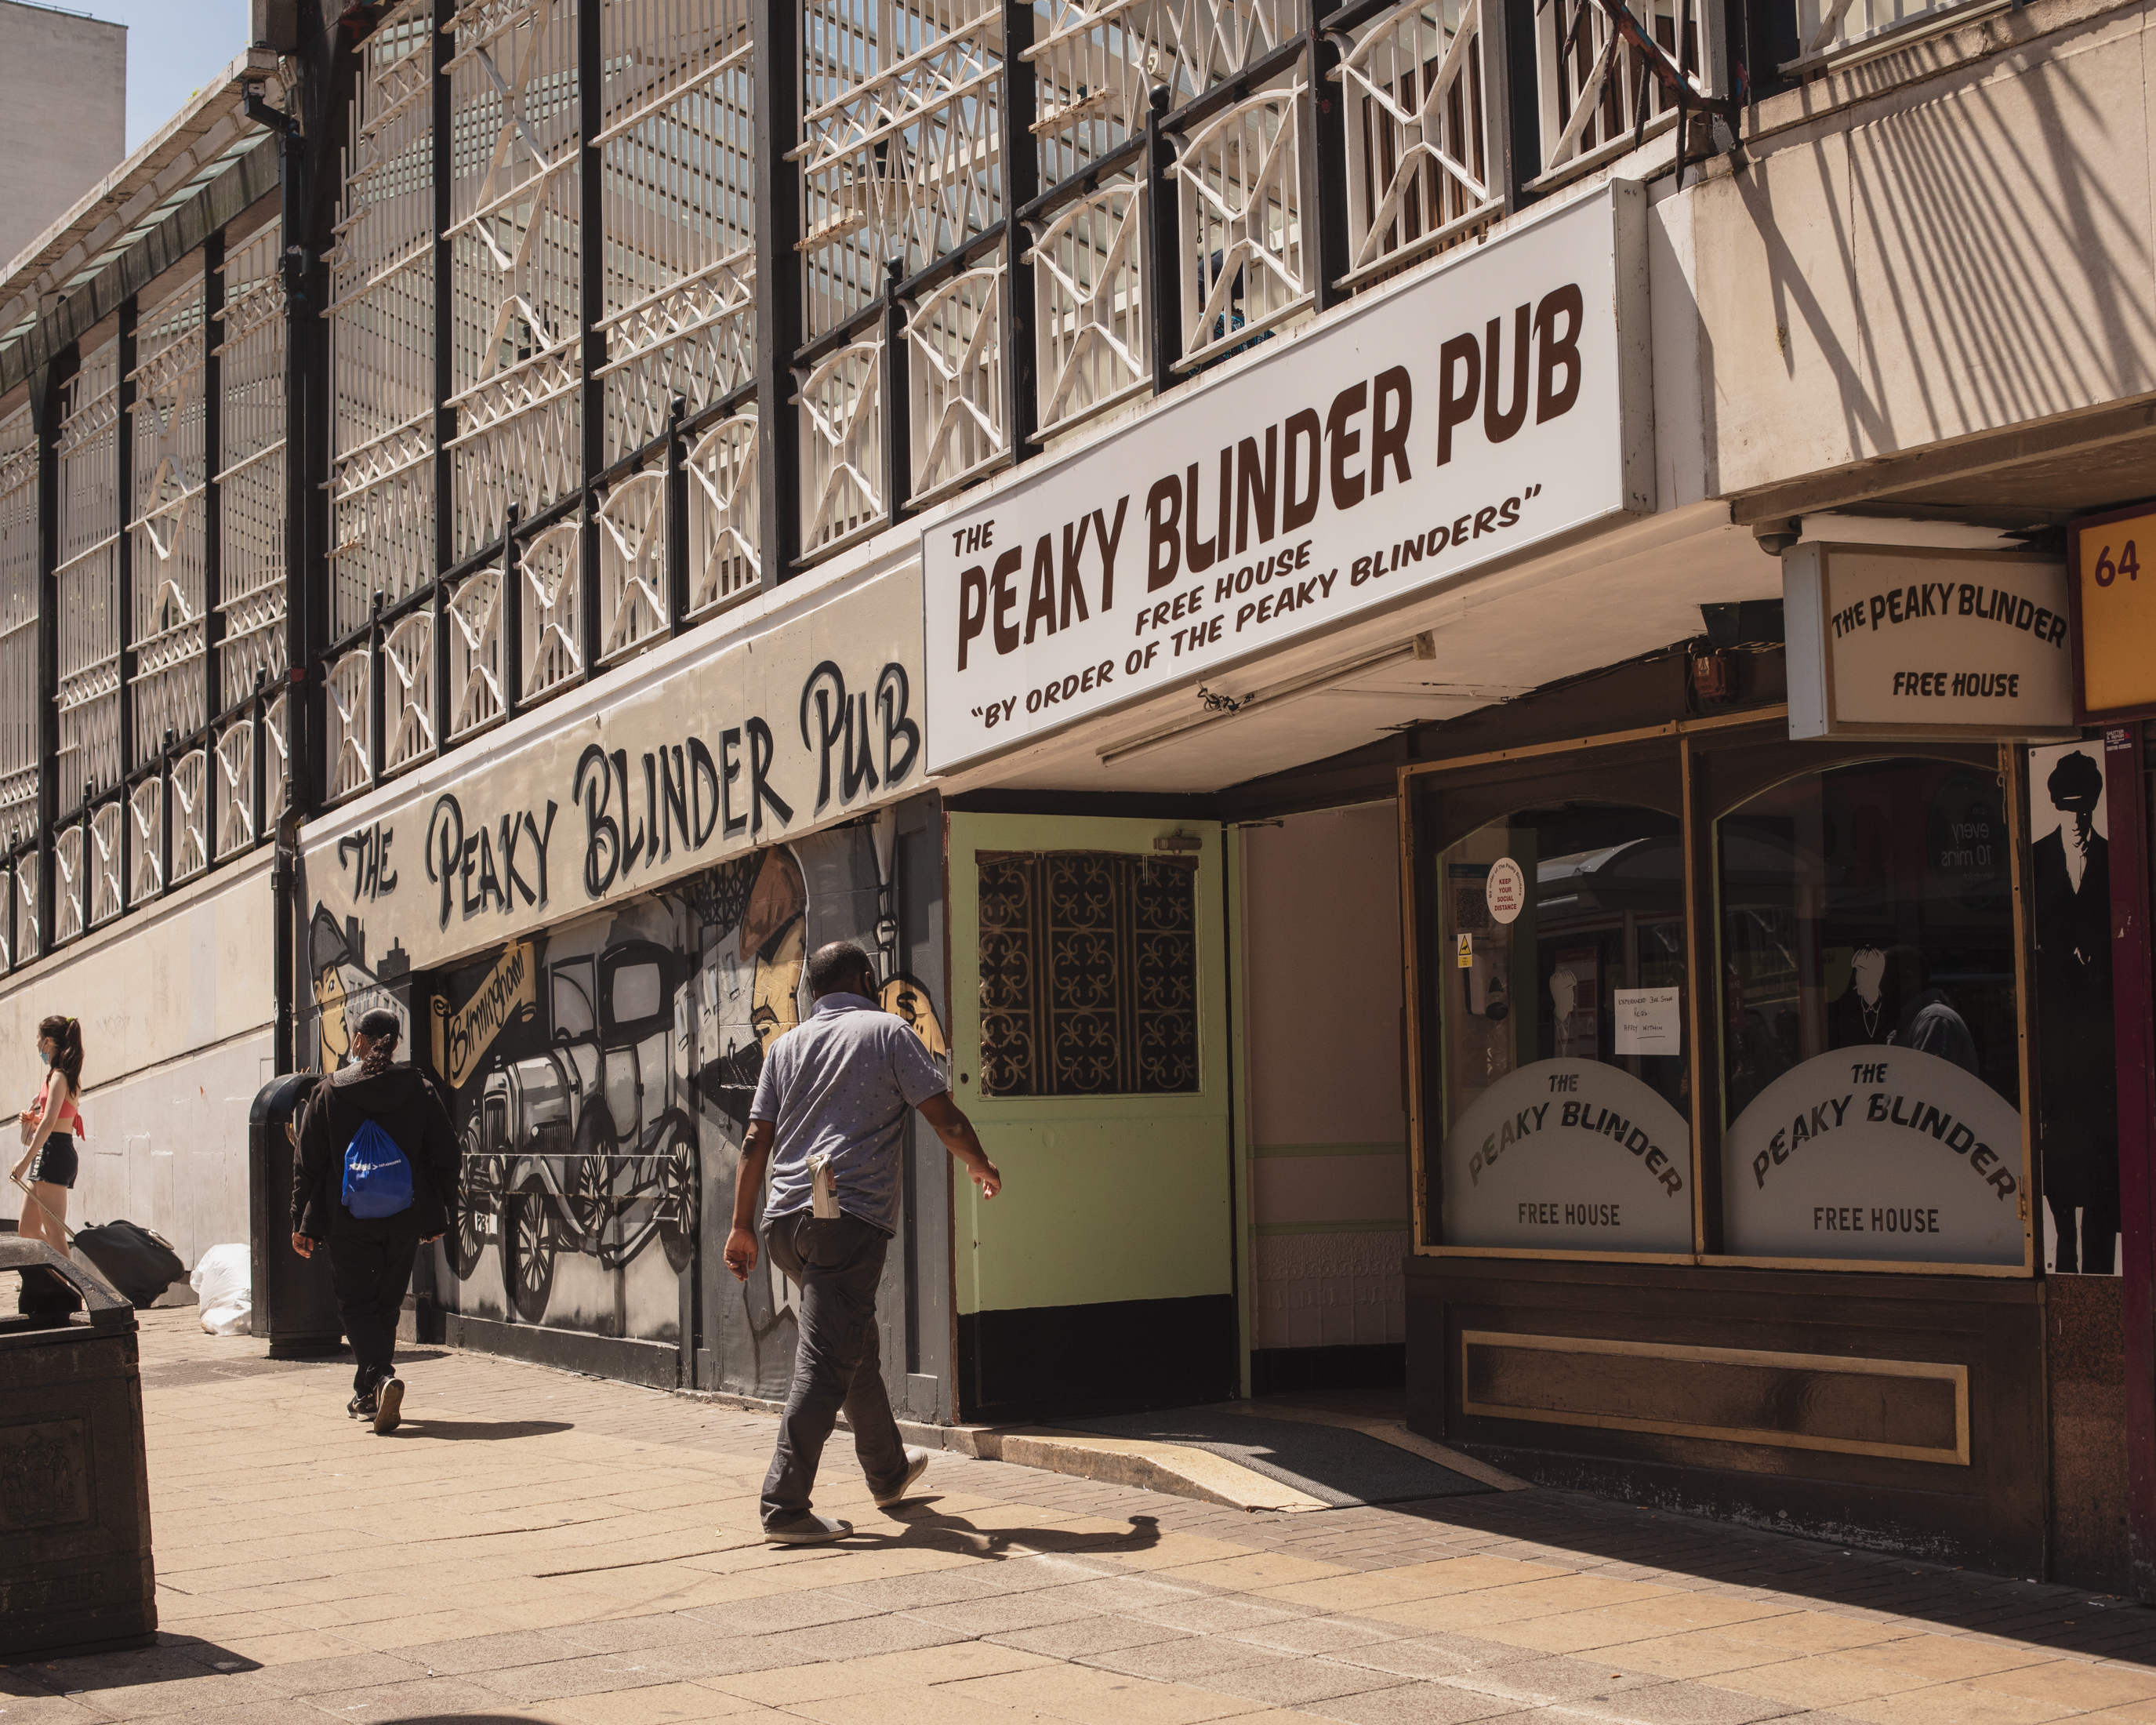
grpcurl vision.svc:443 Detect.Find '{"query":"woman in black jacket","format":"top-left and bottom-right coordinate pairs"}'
top-left (292, 1007), bottom-right (459, 1433)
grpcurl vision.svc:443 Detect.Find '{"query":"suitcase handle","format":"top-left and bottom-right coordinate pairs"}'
top-left (9, 1170), bottom-right (78, 1244)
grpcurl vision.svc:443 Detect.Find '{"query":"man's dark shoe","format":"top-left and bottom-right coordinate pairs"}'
top-left (372, 1377), bottom-right (405, 1435)
top-left (764, 1513), bottom-right (852, 1545)
top-left (347, 1386), bottom-right (378, 1420)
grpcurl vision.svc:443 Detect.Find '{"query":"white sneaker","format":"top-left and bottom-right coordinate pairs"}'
top-left (873, 1446), bottom-right (932, 1509)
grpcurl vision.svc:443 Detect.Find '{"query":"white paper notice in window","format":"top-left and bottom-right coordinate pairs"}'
top-left (1613, 987), bottom-right (1682, 1057)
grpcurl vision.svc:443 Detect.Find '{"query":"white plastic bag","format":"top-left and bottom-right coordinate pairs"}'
top-left (191, 1244), bottom-right (251, 1334)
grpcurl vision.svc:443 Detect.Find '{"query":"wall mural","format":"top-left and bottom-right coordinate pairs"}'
top-left (292, 567), bottom-right (938, 1379)
top-left (306, 816), bottom-right (946, 1383)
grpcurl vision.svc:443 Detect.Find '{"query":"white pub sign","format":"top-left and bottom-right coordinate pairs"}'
top-left (1784, 543), bottom-right (2077, 741)
top-left (920, 183), bottom-right (1655, 774)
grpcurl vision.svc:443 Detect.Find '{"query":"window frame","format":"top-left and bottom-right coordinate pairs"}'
top-left (1398, 709), bottom-right (2040, 1277)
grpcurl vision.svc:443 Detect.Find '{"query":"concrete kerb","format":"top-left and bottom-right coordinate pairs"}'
top-left (677, 1384), bottom-right (1524, 1511)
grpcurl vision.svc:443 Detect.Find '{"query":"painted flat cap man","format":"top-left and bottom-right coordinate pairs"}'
top-left (726, 941), bottom-right (1000, 1544)
top-left (292, 1007), bottom-right (459, 1434)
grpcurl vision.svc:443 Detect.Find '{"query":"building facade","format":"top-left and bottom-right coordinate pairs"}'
top-left (4, 0), bottom-right (2155, 1592)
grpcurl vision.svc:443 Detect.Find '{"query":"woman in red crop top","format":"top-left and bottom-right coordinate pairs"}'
top-left (13, 1014), bottom-right (85, 1255)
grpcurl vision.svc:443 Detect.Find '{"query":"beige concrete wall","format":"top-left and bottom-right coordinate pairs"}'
top-left (1689, 0), bottom-right (2156, 499)
top-left (0, 2), bottom-right (125, 268)
top-left (2, 853), bottom-right (274, 1273)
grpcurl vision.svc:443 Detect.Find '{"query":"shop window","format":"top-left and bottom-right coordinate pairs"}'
top-left (1421, 797), bottom-right (1693, 1253)
top-left (1715, 757), bottom-right (2024, 1265)
top-left (977, 852), bottom-right (1199, 1097)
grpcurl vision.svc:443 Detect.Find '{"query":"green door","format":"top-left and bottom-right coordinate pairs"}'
top-left (948, 812), bottom-right (1236, 1420)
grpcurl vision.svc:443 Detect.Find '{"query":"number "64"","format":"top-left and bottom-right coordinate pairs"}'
top-left (2095, 541), bottom-right (2142, 586)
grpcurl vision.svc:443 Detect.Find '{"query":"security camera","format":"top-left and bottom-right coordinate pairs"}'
top-left (1753, 518), bottom-right (1802, 557)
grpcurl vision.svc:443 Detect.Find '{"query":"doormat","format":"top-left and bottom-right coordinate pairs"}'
top-left (1059, 1406), bottom-right (1494, 1507)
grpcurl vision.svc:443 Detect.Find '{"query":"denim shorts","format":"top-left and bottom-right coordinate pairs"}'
top-left (27, 1133), bottom-right (78, 1189)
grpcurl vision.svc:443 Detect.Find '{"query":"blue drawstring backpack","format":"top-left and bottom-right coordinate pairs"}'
top-left (342, 1118), bottom-right (414, 1218)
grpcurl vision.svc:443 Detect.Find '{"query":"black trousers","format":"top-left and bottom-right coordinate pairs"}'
top-left (760, 1211), bottom-right (906, 1528)
top-left (328, 1215), bottom-right (420, 1396)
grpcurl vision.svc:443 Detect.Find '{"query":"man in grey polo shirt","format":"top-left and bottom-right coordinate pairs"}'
top-left (724, 939), bottom-right (1000, 1544)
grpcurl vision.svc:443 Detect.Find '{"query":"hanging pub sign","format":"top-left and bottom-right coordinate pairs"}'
top-left (299, 566), bottom-right (927, 973)
top-left (1784, 543), bottom-right (2077, 741)
top-left (2068, 502), bottom-right (2156, 722)
top-left (919, 182), bottom-right (1654, 775)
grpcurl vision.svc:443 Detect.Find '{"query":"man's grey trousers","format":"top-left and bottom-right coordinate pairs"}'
top-left (760, 1211), bottom-right (909, 1528)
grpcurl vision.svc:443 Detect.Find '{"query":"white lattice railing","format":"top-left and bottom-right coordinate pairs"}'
top-left (596, 9), bottom-right (756, 463)
top-left (53, 827), bottom-right (83, 942)
top-left (263, 692), bottom-right (290, 832)
top-left (12, 853), bottom-right (38, 964)
top-left (216, 719), bottom-right (256, 855)
top-left (1536, 0), bottom-right (1704, 179)
top-left (89, 803), bottom-right (124, 927)
top-left (1172, 80), bottom-right (1312, 370)
top-left (0, 402), bottom-right (38, 835)
top-left (445, 565), bottom-right (505, 741)
top-left (1336, 0), bottom-right (1501, 289)
top-left (519, 517), bottom-right (585, 704)
top-left (1029, 174), bottom-right (1150, 438)
top-left (58, 342), bottom-right (122, 812)
top-left (383, 612), bottom-right (435, 772)
top-left (1790, 0), bottom-right (1957, 64)
top-left (219, 220), bottom-right (289, 706)
top-left (797, 1), bottom-right (1004, 339)
top-left (131, 278), bottom-right (209, 757)
top-left (447, 0), bottom-right (585, 560)
top-left (906, 263), bottom-right (1007, 504)
top-left (171, 747), bottom-right (210, 884)
top-left (797, 338), bottom-right (886, 559)
top-left (596, 470), bottom-right (670, 664)
top-left (1029, 0), bottom-right (1309, 188)
top-left (325, 647), bottom-right (374, 801)
top-left (688, 410), bottom-right (759, 617)
top-left (54, 659), bottom-right (122, 815)
top-left (129, 779), bottom-right (163, 903)
top-left (328, 0), bottom-right (437, 631)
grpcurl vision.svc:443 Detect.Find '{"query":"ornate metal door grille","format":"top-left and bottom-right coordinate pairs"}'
top-left (977, 850), bottom-right (1200, 1097)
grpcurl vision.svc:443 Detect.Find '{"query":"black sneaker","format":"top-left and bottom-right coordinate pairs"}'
top-left (372, 1377), bottom-right (405, 1435)
top-left (347, 1386), bottom-right (378, 1420)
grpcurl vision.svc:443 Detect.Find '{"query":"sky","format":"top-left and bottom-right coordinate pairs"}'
top-left (83, 1), bottom-right (252, 156)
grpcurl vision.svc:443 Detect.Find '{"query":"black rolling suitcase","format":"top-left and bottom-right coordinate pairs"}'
top-left (71, 1221), bottom-right (186, 1308)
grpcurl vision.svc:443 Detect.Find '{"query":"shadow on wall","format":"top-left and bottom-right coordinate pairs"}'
top-left (1712, 32), bottom-right (2156, 481)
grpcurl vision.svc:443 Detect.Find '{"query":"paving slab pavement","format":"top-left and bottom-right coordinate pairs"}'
top-left (6, 1310), bottom-right (2155, 1724)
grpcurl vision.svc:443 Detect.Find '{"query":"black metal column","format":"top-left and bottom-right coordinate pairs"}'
top-left (434, 1), bottom-right (457, 754)
top-left (666, 398), bottom-right (690, 637)
top-left (1002, 0), bottom-right (1038, 465)
top-left (752, 0), bottom-right (801, 590)
top-left (884, 259), bottom-right (911, 529)
top-left (1305, 25), bottom-right (1350, 314)
top-left (32, 354), bottom-right (69, 964)
top-left (578, 0), bottom-right (606, 679)
top-left (115, 297), bottom-right (137, 914)
top-left (1147, 85), bottom-right (1181, 397)
top-left (201, 231), bottom-right (226, 838)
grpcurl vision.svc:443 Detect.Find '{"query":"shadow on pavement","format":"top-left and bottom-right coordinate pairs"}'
top-left (387, 1418), bottom-right (574, 1440)
top-left (844, 1506), bottom-right (1163, 1563)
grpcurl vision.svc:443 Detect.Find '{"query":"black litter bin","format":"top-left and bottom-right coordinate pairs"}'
top-left (0, 1237), bottom-right (158, 1659)
top-left (248, 1073), bottom-right (344, 1358)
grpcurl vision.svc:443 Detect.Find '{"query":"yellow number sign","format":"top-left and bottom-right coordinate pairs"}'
top-left (2074, 504), bottom-right (2156, 719)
